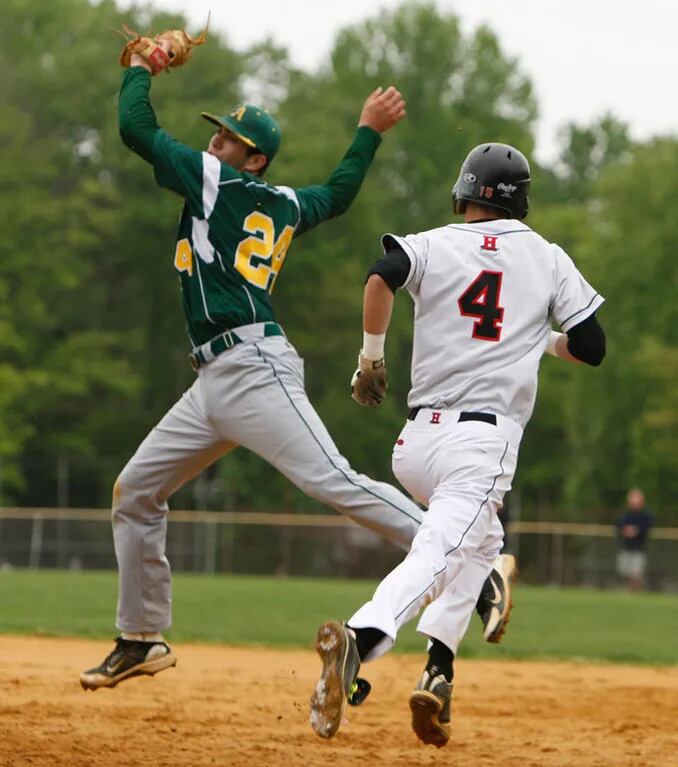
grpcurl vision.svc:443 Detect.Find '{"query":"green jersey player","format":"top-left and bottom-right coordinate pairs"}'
top-left (79, 44), bottom-right (429, 690)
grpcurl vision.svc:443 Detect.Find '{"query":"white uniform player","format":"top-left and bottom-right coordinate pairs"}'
top-left (310, 142), bottom-right (606, 746)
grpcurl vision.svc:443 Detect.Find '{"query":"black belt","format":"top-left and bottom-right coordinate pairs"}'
top-left (407, 408), bottom-right (497, 426)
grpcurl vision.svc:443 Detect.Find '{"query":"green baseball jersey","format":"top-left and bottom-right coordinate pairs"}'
top-left (119, 68), bottom-right (382, 346)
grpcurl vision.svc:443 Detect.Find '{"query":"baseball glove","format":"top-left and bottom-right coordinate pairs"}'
top-left (118, 15), bottom-right (209, 75)
top-left (351, 352), bottom-right (387, 406)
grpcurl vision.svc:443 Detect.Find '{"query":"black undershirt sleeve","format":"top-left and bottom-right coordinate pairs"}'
top-left (366, 245), bottom-right (411, 293)
top-left (566, 312), bottom-right (606, 366)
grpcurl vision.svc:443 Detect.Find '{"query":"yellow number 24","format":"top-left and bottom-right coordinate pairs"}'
top-left (234, 212), bottom-right (294, 292)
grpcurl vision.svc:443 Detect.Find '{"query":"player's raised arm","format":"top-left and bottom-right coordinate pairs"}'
top-left (294, 86), bottom-right (406, 235)
top-left (118, 63), bottom-right (162, 163)
top-left (118, 27), bottom-right (204, 160)
top-left (117, 29), bottom-right (220, 210)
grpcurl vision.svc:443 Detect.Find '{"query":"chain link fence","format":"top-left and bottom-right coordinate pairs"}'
top-left (0, 508), bottom-right (676, 590)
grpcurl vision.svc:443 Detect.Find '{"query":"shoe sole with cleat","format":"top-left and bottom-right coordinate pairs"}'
top-left (310, 621), bottom-right (353, 739)
top-left (409, 689), bottom-right (451, 748)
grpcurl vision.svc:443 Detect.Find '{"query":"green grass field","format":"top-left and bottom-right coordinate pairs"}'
top-left (1, 569), bottom-right (676, 665)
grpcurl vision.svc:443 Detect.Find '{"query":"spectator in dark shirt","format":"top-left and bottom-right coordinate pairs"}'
top-left (616, 488), bottom-right (653, 591)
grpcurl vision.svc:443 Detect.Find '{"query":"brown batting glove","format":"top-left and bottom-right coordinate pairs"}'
top-left (351, 352), bottom-right (387, 407)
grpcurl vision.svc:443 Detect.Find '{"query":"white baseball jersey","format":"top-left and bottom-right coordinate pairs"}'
top-left (385, 219), bottom-right (604, 428)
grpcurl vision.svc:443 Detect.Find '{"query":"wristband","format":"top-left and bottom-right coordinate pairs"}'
top-left (362, 331), bottom-right (385, 360)
top-left (545, 330), bottom-right (563, 357)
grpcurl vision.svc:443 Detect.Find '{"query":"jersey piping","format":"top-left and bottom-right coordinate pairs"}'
top-left (194, 252), bottom-right (215, 324)
top-left (242, 285), bottom-right (257, 323)
top-left (447, 225), bottom-right (533, 236)
top-left (561, 292), bottom-right (602, 327)
top-left (394, 440), bottom-right (509, 621)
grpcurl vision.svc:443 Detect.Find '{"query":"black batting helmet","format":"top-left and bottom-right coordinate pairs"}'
top-left (452, 143), bottom-right (531, 219)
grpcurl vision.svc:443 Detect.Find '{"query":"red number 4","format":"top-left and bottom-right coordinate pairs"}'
top-left (458, 270), bottom-right (504, 341)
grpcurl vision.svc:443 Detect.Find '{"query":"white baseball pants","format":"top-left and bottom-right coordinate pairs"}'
top-left (348, 408), bottom-right (521, 657)
top-left (112, 335), bottom-right (423, 633)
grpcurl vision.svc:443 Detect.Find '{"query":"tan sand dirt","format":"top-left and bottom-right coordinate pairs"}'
top-left (0, 636), bottom-right (676, 767)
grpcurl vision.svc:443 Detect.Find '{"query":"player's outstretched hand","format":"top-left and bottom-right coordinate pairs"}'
top-left (128, 37), bottom-right (172, 75)
top-left (358, 86), bottom-right (406, 133)
top-left (351, 352), bottom-right (388, 406)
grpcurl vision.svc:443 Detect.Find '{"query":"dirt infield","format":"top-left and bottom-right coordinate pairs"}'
top-left (1, 637), bottom-right (676, 767)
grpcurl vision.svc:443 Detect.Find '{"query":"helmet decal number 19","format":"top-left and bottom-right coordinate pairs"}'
top-left (458, 270), bottom-right (504, 341)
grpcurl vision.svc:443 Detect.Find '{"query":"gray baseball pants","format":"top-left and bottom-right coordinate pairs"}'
top-left (112, 335), bottom-right (423, 632)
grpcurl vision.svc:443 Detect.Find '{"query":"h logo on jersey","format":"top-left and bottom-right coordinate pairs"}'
top-left (481, 235), bottom-right (498, 252)
top-left (430, 412), bottom-right (442, 424)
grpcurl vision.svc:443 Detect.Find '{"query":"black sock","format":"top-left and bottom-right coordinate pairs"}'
top-left (348, 626), bottom-right (386, 661)
top-left (425, 638), bottom-right (454, 682)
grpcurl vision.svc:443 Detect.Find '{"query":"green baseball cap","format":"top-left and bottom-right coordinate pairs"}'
top-left (201, 104), bottom-right (281, 162)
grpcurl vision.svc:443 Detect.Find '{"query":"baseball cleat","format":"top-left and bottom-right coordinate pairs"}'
top-left (309, 621), bottom-right (361, 739)
top-left (79, 637), bottom-right (176, 690)
top-left (409, 670), bottom-right (453, 747)
top-left (476, 553), bottom-right (517, 643)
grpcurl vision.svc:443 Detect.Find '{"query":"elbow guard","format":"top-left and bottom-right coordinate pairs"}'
top-left (566, 314), bottom-right (606, 366)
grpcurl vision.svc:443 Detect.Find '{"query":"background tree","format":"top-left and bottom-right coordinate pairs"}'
top-left (0, 0), bottom-right (675, 524)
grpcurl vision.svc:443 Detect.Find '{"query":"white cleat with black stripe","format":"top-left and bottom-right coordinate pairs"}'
top-left (476, 553), bottom-right (517, 643)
